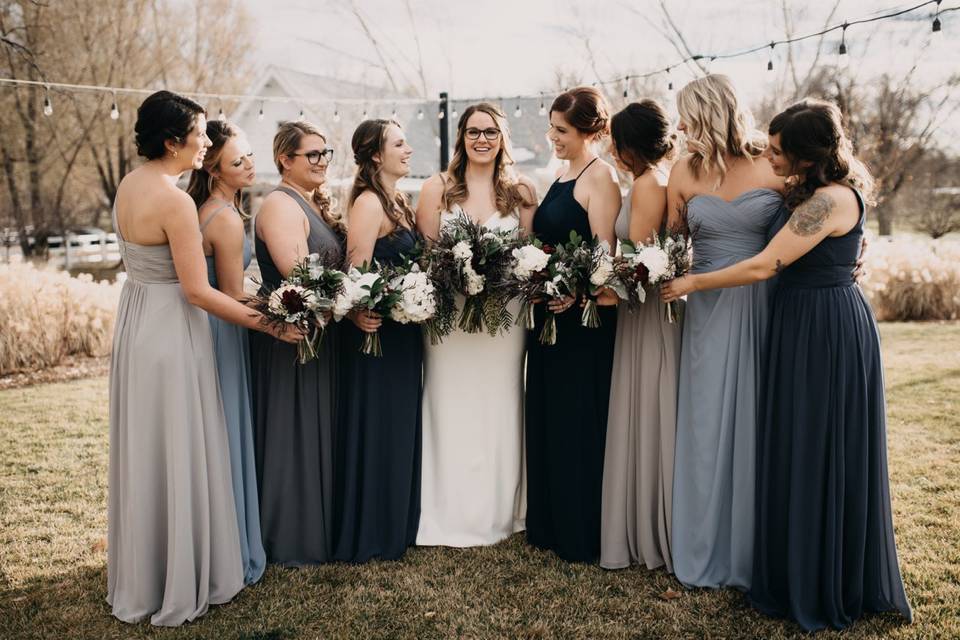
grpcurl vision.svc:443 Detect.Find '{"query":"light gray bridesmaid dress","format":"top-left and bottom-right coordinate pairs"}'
top-left (107, 202), bottom-right (244, 626)
top-left (600, 185), bottom-right (681, 571)
top-left (671, 188), bottom-right (783, 590)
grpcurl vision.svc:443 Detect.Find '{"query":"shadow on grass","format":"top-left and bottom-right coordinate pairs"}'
top-left (0, 540), bottom-right (914, 640)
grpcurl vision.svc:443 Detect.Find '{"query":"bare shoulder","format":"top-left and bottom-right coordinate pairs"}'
top-left (666, 155), bottom-right (694, 187)
top-left (633, 170), bottom-right (664, 197)
top-left (350, 190), bottom-right (386, 219)
top-left (586, 157), bottom-right (619, 186)
top-left (818, 183), bottom-right (858, 211)
top-left (421, 173), bottom-right (446, 197)
top-left (259, 188), bottom-right (302, 215)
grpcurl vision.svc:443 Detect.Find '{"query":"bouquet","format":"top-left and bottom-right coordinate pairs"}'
top-left (424, 213), bottom-right (519, 338)
top-left (333, 262), bottom-right (402, 357)
top-left (508, 236), bottom-right (575, 346)
top-left (387, 261), bottom-right (438, 326)
top-left (613, 237), bottom-right (672, 307)
top-left (661, 229), bottom-right (692, 323)
top-left (558, 231), bottom-right (619, 329)
top-left (250, 253), bottom-right (344, 363)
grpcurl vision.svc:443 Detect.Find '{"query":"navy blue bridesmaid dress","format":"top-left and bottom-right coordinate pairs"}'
top-left (748, 189), bottom-right (912, 631)
top-left (524, 159), bottom-right (617, 562)
top-left (333, 227), bottom-right (424, 563)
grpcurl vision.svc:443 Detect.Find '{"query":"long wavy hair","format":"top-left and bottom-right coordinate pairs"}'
top-left (769, 98), bottom-right (875, 210)
top-left (348, 119), bottom-right (415, 229)
top-left (185, 120), bottom-right (246, 216)
top-left (676, 74), bottom-right (766, 185)
top-left (273, 120), bottom-right (341, 230)
top-left (442, 102), bottom-right (533, 217)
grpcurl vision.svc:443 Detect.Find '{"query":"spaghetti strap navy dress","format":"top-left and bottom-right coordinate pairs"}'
top-left (333, 226), bottom-right (424, 563)
top-left (525, 158), bottom-right (617, 562)
top-left (747, 188), bottom-right (912, 631)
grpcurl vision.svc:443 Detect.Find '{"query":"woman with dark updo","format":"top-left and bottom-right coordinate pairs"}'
top-left (108, 91), bottom-right (301, 626)
top-left (599, 100), bottom-right (680, 572)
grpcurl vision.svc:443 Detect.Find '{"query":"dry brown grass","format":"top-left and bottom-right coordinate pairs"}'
top-left (0, 322), bottom-right (957, 639)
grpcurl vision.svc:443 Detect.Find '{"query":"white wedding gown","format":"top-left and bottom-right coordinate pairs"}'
top-left (416, 205), bottom-right (526, 547)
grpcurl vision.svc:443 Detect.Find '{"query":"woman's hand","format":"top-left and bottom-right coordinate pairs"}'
top-left (271, 322), bottom-right (307, 344)
top-left (547, 295), bottom-right (576, 314)
top-left (661, 275), bottom-right (696, 303)
top-left (350, 309), bottom-right (383, 333)
top-left (316, 309), bottom-right (333, 327)
top-left (852, 234), bottom-right (868, 282)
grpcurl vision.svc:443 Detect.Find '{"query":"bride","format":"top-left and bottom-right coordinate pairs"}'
top-left (415, 102), bottom-right (537, 546)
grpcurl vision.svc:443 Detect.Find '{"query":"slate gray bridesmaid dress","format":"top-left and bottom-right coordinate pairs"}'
top-left (600, 185), bottom-right (681, 571)
top-left (748, 189), bottom-right (912, 631)
top-left (107, 202), bottom-right (244, 626)
top-left (200, 200), bottom-right (266, 585)
top-left (671, 188), bottom-right (783, 589)
top-left (249, 186), bottom-right (343, 565)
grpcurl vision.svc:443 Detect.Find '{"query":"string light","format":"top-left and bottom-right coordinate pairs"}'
top-left (391, 104), bottom-right (398, 118)
top-left (110, 92), bottom-right (120, 120)
top-left (257, 101), bottom-right (264, 121)
top-left (451, 105), bottom-right (459, 119)
top-left (438, 103), bottom-right (445, 119)
top-left (417, 108), bottom-right (424, 120)
top-left (839, 22), bottom-right (848, 55)
top-left (514, 104), bottom-right (522, 118)
top-left (333, 107), bottom-right (341, 123)
top-left (933, 0), bottom-right (943, 30)
top-left (297, 108), bottom-right (304, 122)
top-left (42, 88), bottom-right (52, 116)
top-left (767, 42), bottom-right (775, 71)
top-left (218, 103), bottom-right (226, 121)
top-left (622, 76), bottom-right (629, 100)
top-left (538, 93), bottom-right (546, 116)
top-left (667, 67), bottom-right (673, 91)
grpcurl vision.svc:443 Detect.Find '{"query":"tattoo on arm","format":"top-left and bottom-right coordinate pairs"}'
top-left (788, 192), bottom-right (834, 236)
top-left (774, 259), bottom-right (784, 274)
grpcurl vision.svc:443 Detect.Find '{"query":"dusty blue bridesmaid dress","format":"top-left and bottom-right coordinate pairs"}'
top-left (671, 188), bottom-right (783, 589)
top-left (200, 200), bottom-right (266, 585)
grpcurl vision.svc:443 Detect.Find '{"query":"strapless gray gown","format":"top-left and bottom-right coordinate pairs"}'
top-left (671, 188), bottom-right (784, 590)
top-left (107, 204), bottom-right (244, 626)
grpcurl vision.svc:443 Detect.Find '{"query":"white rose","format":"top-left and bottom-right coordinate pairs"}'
top-left (511, 245), bottom-right (550, 279)
top-left (636, 247), bottom-right (671, 283)
top-left (590, 254), bottom-right (615, 286)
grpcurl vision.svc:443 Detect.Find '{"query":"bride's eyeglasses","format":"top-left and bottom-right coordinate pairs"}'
top-left (464, 127), bottom-right (501, 141)
top-left (292, 148), bottom-right (335, 165)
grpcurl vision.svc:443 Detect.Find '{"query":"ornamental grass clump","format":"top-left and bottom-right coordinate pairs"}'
top-left (0, 260), bottom-right (121, 375)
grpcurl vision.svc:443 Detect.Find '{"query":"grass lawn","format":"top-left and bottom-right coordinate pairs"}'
top-left (0, 322), bottom-right (957, 639)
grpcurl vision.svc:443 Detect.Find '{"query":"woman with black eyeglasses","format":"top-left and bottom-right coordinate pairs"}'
top-left (249, 120), bottom-right (345, 566)
top-left (415, 103), bottom-right (537, 548)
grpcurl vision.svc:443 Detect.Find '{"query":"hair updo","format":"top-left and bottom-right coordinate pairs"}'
top-left (550, 86), bottom-right (610, 138)
top-left (610, 100), bottom-right (677, 174)
top-left (134, 90), bottom-right (205, 160)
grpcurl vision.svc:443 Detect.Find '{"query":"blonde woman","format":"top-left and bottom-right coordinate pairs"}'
top-left (186, 119), bottom-right (265, 585)
top-left (415, 103), bottom-right (537, 547)
top-left (667, 74), bottom-right (785, 590)
top-left (249, 120), bottom-right (343, 566)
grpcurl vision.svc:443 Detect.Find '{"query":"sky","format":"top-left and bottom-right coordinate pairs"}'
top-left (241, 0), bottom-right (958, 139)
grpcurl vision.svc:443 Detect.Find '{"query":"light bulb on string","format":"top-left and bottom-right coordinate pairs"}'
top-left (933, 0), bottom-right (942, 32)
top-left (438, 104), bottom-right (445, 119)
top-left (42, 89), bottom-right (53, 117)
top-left (434, 135), bottom-right (442, 148)
top-left (839, 23), bottom-right (848, 55)
top-left (257, 101), bottom-right (264, 122)
top-left (392, 104), bottom-right (398, 119)
top-left (362, 107), bottom-right (368, 119)
top-left (622, 76), bottom-right (629, 100)
top-left (218, 104), bottom-right (226, 122)
top-left (333, 107), bottom-right (341, 123)
top-left (538, 93), bottom-right (546, 116)
top-left (514, 104), bottom-right (522, 118)
top-left (767, 42), bottom-right (775, 71)
top-left (297, 108), bottom-right (304, 122)
top-left (451, 105), bottom-right (459, 119)
top-left (110, 93), bottom-right (120, 120)
top-left (417, 108), bottom-right (424, 120)
top-left (666, 67), bottom-right (673, 91)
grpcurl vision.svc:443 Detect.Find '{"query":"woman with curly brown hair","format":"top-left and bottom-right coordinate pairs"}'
top-left (333, 119), bottom-right (424, 563)
top-left (414, 102), bottom-right (537, 548)
top-left (663, 98), bottom-right (912, 631)
top-left (249, 120), bottom-right (343, 566)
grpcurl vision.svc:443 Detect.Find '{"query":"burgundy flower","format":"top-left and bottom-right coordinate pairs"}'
top-left (281, 288), bottom-right (307, 314)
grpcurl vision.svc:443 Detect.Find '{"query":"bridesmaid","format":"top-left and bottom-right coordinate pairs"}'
top-left (333, 119), bottom-right (423, 563)
top-left (663, 99), bottom-right (912, 631)
top-left (667, 74), bottom-right (785, 590)
top-left (524, 87), bottom-right (621, 563)
top-left (250, 121), bottom-right (344, 565)
top-left (185, 120), bottom-right (266, 585)
top-left (415, 103), bottom-right (537, 547)
top-left (108, 91), bottom-right (300, 626)
top-left (600, 100), bottom-right (680, 572)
